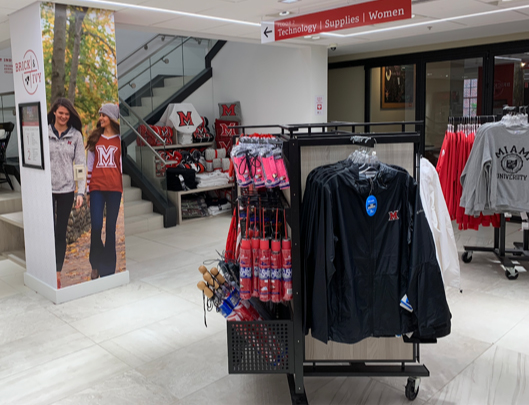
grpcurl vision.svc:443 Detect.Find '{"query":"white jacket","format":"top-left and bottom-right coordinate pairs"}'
top-left (420, 158), bottom-right (461, 290)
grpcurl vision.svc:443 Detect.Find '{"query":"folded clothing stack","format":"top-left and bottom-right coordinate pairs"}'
top-left (208, 203), bottom-right (231, 216)
top-left (181, 195), bottom-right (208, 220)
top-left (196, 171), bottom-right (230, 188)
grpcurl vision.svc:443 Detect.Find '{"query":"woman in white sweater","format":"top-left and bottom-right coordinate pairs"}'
top-left (47, 98), bottom-right (86, 288)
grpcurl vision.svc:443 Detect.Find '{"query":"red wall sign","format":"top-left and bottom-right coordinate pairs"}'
top-left (261, 0), bottom-right (412, 43)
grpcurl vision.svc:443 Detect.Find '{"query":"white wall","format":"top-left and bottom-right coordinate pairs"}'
top-left (10, 3), bottom-right (56, 289)
top-left (115, 29), bottom-right (157, 64)
top-left (210, 42), bottom-right (328, 125)
top-left (184, 77), bottom-right (214, 120)
top-left (328, 65), bottom-right (364, 122)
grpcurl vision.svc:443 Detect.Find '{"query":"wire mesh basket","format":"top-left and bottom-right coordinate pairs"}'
top-left (227, 320), bottom-right (293, 374)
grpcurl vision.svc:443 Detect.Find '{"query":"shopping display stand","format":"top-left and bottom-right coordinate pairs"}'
top-left (459, 109), bottom-right (529, 280)
top-left (227, 121), bottom-right (432, 404)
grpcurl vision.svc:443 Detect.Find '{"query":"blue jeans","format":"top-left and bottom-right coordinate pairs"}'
top-left (89, 190), bottom-right (122, 277)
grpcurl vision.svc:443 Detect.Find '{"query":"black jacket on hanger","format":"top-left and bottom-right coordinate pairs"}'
top-left (302, 162), bottom-right (451, 344)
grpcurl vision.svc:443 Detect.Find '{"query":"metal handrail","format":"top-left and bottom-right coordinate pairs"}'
top-left (119, 97), bottom-right (167, 146)
top-left (118, 34), bottom-right (177, 67)
top-left (121, 115), bottom-right (168, 167)
top-left (119, 36), bottom-right (193, 91)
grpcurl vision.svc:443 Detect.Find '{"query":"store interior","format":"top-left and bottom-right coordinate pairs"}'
top-left (0, 0), bottom-right (529, 404)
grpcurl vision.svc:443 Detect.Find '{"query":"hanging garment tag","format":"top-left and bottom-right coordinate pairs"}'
top-left (366, 195), bottom-right (377, 217)
top-left (400, 294), bottom-right (413, 313)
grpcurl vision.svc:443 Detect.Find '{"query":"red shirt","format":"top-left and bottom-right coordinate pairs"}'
top-left (87, 134), bottom-right (123, 193)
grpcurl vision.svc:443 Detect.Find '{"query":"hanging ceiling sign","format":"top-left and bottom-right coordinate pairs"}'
top-left (261, 0), bottom-right (412, 43)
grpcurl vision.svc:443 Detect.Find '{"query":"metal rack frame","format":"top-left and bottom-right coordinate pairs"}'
top-left (230, 121), bottom-right (431, 404)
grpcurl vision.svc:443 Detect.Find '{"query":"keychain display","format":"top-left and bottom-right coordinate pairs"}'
top-left (231, 135), bottom-right (290, 189)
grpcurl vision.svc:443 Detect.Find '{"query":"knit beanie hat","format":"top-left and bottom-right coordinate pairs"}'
top-left (99, 103), bottom-right (120, 124)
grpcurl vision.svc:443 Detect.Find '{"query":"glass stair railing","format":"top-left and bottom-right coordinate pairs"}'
top-left (120, 99), bottom-right (169, 204)
top-left (118, 36), bottom-right (217, 126)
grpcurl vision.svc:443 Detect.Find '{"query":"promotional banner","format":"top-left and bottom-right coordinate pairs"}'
top-left (10, 2), bottom-right (56, 290)
top-left (41, 2), bottom-right (126, 289)
top-left (261, 0), bottom-right (412, 43)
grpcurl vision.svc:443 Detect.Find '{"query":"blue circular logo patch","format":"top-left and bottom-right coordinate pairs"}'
top-left (366, 195), bottom-right (377, 217)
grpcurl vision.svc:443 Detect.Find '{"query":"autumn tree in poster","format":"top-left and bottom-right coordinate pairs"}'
top-left (41, 3), bottom-right (126, 289)
top-left (42, 2), bottom-right (118, 135)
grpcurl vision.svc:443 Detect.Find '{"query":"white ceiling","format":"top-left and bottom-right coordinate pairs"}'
top-left (0, 0), bottom-right (528, 55)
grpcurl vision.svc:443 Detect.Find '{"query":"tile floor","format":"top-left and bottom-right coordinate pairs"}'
top-left (0, 216), bottom-right (529, 404)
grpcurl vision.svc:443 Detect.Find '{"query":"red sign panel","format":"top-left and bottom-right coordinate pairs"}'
top-left (262, 0), bottom-right (412, 43)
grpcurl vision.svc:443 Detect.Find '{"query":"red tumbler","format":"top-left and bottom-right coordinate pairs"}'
top-left (239, 239), bottom-right (252, 300)
top-left (281, 239), bottom-right (292, 301)
top-left (259, 239), bottom-right (271, 302)
top-left (270, 240), bottom-right (282, 303)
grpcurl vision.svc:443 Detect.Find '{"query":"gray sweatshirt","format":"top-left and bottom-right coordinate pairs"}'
top-left (460, 122), bottom-right (529, 215)
top-left (48, 125), bottom-right (86, 195)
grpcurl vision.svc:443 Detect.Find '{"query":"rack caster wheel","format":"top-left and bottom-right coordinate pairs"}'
top-left (462, 251), bottom-right (473, 263)
top-left (505, 267), bottom-right (519, 280)
top-left (405, 377), bottom-right (420, 401)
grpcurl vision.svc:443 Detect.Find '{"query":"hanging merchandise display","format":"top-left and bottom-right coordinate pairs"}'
top-left (197, 264), bottom-right (261, 322)
top-left (436, 116), bottom-right (500, 230)
top-left (302, 150), bottom-right (451, 344)
top-left (420, 157), bottom-right (461, 291)
top-left (223, 122), bottom-right (437, 401)
top-left (460, 109), bottom-right (529, 215)
top-left (231, 135), bottom-right (290, 189)
top-left (459, 107), bottom-right (529, 280)
top-left (230, 190), bottom-right (291, 305)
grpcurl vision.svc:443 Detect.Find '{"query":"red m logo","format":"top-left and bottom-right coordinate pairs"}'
top-left (222, 104), bottom-right (236, 117)
top-left (220, 123), bottom-right (236, 136)
top-left (96, 145), bottom-right (118, 168)
top-left (388, 211), bottom-right (399, 221)
top-left (177, 111), bottom-right (194, 127)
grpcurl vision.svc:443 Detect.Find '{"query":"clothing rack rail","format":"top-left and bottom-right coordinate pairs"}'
top-left (228, 121), bottom-right (429, 404)
top-left (447, 115), bottom-right (497, 124)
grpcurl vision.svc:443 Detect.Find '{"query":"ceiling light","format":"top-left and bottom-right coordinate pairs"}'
top-left (412, 14), bottom-right (416, 18)
top-left (496, 56), bottom-right (522, 61)
top-left (79, 0), bottom-right (260, 27)
top-left (304, 35), bottom-right (312, 39)
top-left (312, 36), bottom-right (320, 40)
top-left (320, 3), bottom-right (529, 38)
top-left (279, 0), bottom-right (300, 3)
top-left (279, 11), bottom-right (290, 16)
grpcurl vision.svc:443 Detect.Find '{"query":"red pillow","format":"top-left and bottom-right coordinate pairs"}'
top-left (214, 119), bottom-right (239, 153)
top-left (137, 125), bottom-right (173, 146)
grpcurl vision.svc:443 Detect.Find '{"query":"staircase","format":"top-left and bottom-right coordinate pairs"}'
top-left (119, 38), bottom-right (226, 228)
top-left (128, 75), bottom-right (195, 120)
top-left (123, 174), bottom-right (164, 235)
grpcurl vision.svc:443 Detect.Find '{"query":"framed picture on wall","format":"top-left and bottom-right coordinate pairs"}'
top-left (19, 101), bottom-right (44, 170)
top-left (381, 65), bottom-right (415, 109)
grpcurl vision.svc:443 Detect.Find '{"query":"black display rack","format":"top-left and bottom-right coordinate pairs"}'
top-left (228, 121), bottom-right (431, 404)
